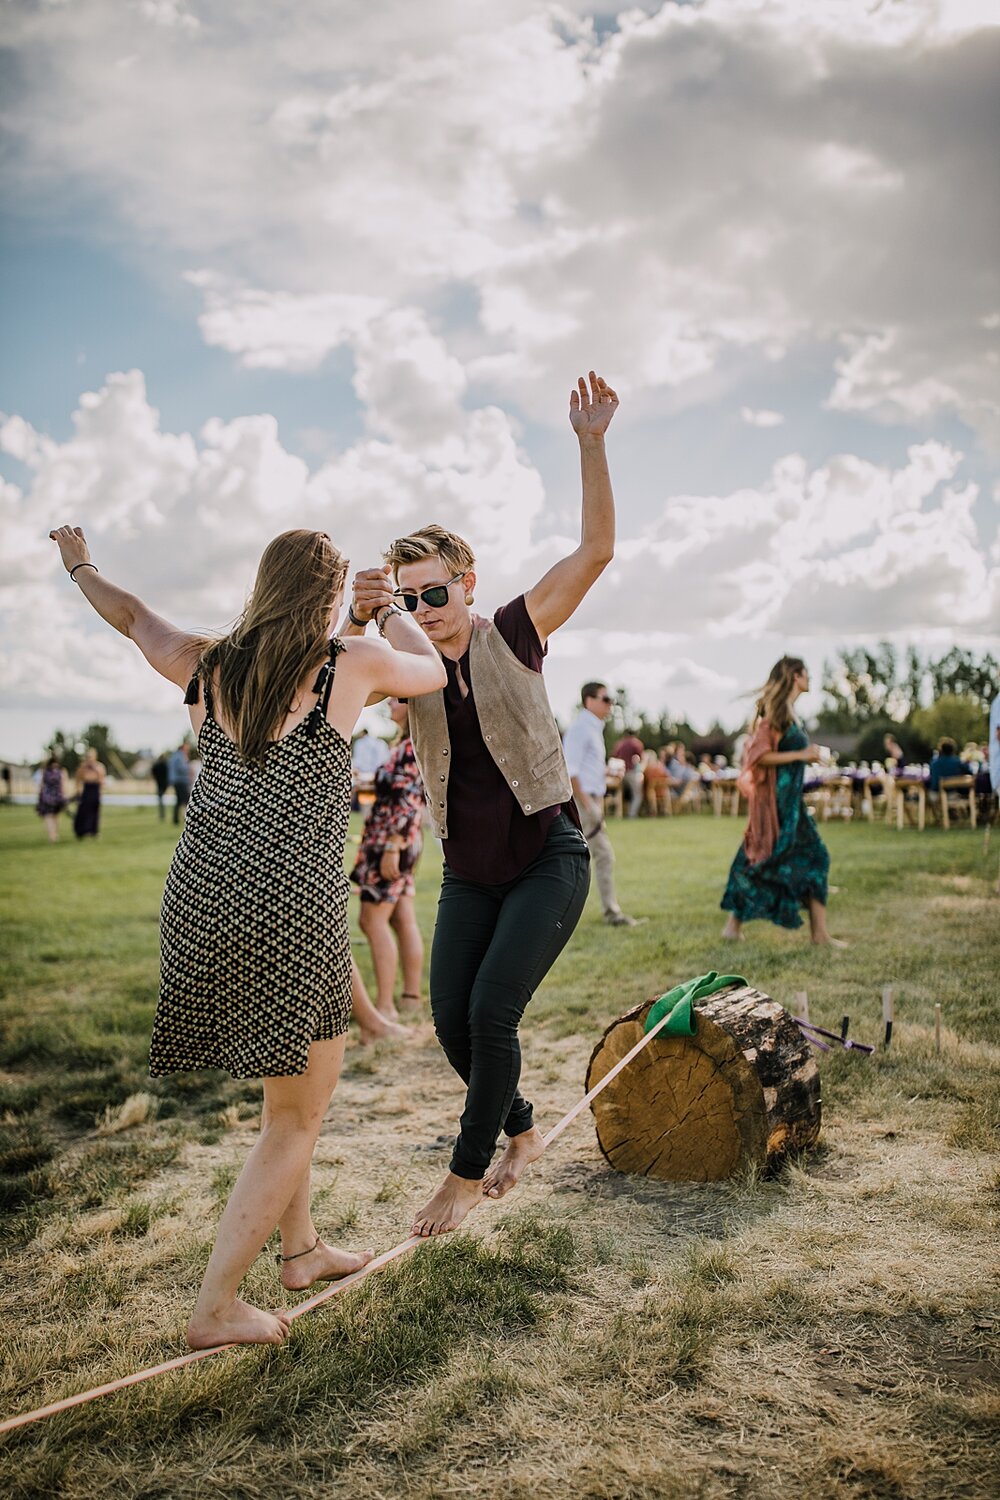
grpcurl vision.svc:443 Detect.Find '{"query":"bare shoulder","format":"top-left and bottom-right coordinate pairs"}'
top-left (335, 635), bottom-right (388, 671)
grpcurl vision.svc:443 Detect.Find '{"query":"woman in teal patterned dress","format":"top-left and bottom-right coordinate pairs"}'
top-left (721, 657), bottom-right (842, 945)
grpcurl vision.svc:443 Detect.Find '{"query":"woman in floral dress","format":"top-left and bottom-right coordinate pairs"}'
top-left (351, 698), bottom-right (426, 1019)
top-left (36, 755), bottom-right (67, 842)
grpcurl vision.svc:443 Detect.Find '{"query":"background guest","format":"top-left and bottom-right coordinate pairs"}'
top-left (73, 746), bottom-right (106, 838)
top-left (612, 727), bottom-right (644, 819)
top-left (167, 741), bottom-right (192, 825)
top-left (152, 752), bottom-right (169, 820)
top-left (721, 656), bottom-right (843, 945)
top-left (564, 682), bottom-right (638, 927)
top-left (350, 697), bottom-right (426, 1021)
top-left (35, 754), bottom-right (67, 842)
top-left (928, 737), bottom-right (971, 792)
top-left (350, 726), bottom-right (391, 811)
top-left (883, 731), bottom-right (905, 767)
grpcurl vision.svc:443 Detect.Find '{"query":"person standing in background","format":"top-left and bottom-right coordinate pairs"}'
top-left (167, 742), bottom-right (192, 826)
top-left (563, 682), bottom-right (638, 927)
top-left (152, 752), bottom-right (170, 820)
top-left (36, 755), bottom-right (67, 842)
top-left (350, 698), bottom-right (427, 1021)
top-left (989, 689), bottom-right (1000, 796)
top-left (612, 727), bottom-right (644, 818)
top-left (721, 657), bottom-right (842, 945)
top-left (73, 747), bottom-right (106, 838)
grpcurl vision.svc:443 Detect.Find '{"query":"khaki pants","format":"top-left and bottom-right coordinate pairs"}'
top-left (574, 796), bottom-right (622, 919)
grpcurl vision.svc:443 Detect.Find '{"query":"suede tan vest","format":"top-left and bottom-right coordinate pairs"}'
top-left (408, 613), bottom-right (573, 840)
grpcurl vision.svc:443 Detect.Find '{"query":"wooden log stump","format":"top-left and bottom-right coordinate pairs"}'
top-left (586, 984), bottom-right (820, 1181)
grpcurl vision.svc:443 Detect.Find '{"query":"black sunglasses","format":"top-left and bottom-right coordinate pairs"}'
top-left (392, 572), bottom-right (464, 612)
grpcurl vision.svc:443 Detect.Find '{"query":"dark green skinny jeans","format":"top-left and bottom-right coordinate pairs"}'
top-left (429, 812), bottom-right (590, 1179)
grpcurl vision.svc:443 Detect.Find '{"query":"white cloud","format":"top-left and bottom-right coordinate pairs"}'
top-left (740, 407), bottom-right (785, 428)
top-left (0, 362), bottom-right (547, 722)
top-left (2, 0), bottom-right (997, 442)
top-left (570, 440), bottom-right (999, 640)
top-left (3, 373), bottom-right (996, 756)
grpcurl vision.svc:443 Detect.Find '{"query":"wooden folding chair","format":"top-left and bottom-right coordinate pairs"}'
top-left (938, 775), bottom-right (977, 830)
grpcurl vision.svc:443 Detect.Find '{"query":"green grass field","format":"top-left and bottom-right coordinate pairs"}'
top-left (1, 805), bottom-right (998, 1499)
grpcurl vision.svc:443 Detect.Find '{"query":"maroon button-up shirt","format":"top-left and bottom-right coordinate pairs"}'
top-left (440, 595), bottom-right (579, 883)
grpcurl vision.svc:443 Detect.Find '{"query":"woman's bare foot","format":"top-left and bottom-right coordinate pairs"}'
top-left (186, 1297), bottom-right (291, 1350)
top-left (377, 1001), bottom-right (401, 1023)
top-left (482, 1126), bottom-right (546, 1200)
top-left (279, 1239), bottom-right (375, 1292)
top-left (399, 992), bottom-right (422, 1014)
top-left (411, 1172), bottom-right (482, 1237)
top-left (721, 919), bottom-right (744, 941)
top-left (357, 1014), bottom-right (409, 1046)
top-left (812, 935), bottom-right (850, 948)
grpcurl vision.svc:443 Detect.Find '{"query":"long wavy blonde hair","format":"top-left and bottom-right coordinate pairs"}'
top-left (752, 656), bottom-right (807, 735)
top-left (198, 530), bottom-right (348, 766)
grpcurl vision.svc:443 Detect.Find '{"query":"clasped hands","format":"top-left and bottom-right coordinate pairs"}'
top-left (351, 564), bottom-right (395, 624)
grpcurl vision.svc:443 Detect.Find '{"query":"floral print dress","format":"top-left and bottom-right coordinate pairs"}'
top-left (350, 737), bottom-right (425, 904)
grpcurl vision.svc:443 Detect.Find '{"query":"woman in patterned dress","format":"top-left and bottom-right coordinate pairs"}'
top-left (720, 657), bottom-right (843, 945)
top-left (351, 698), bottom-right (426, 1020)
top-left (35, 755), bottom-right (67, 842)
top-left (48, 524), bottom-right (445, 1349)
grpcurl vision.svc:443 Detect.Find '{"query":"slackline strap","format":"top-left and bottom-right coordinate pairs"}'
top-left (0, 1004), bottom-right (679, 1437)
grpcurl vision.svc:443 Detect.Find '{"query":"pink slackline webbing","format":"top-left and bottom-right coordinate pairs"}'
top-left (0, 1007), bottom-right (674, 1437)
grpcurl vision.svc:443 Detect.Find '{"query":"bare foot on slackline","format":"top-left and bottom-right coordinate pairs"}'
top-left (186, 1298), bottom-right (291, 1349)
top-left (482, 1125), bottom-right (546, 1200)
top-left (279, 1240), bottom-right (375, 1292)
top-left (411, 1172), bottom-right (482, 1237)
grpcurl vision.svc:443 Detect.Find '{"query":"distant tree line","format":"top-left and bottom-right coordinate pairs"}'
top-left (43, 724), bottom-right (143, 778)
top-left (602, 689), bottom-right (736, 760)
top-left (38, 644), bottom-right (996, 775)
top-left (815, 645), bottom-right (996, 761)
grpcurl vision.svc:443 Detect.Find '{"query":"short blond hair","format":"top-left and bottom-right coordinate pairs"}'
top-left (383, 524), bottom-right (475, 580)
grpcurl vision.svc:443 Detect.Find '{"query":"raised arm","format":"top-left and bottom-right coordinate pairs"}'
top-left (524, 371), bottom-right (618, 647)
top-left (49, 526), bottom-right (201, 689)
top-left (324, 603), bottom-right (446, 742)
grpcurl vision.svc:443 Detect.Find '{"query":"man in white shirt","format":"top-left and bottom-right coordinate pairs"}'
top-left (351, 729), bottom-right (391, 776)
top-left (563, 682), bottom-right (637, 927)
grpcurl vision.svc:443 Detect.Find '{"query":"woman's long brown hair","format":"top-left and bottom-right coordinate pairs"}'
top-left (752, 656), bottom-right (806, 735)
top-left (197, 530), bottom-right (348, 766)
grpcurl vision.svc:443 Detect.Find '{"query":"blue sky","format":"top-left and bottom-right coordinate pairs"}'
top-left (1, 0), bottom-right (997, 760)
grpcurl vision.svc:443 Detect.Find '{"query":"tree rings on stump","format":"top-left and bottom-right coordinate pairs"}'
top-left (586, 985), bottom-right (821, 1181)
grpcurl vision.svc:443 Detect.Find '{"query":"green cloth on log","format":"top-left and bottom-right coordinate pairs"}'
top-left (643, 972), bottom-right (747, 1036)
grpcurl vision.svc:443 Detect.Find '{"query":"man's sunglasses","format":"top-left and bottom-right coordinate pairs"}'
top-left (392, 572), bottom-right (464, 612)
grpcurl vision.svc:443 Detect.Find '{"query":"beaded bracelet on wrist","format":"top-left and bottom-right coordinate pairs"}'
top-left (374, 604), bottom-right (403, 637)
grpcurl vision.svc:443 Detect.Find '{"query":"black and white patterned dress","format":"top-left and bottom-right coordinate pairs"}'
top-left (150, 641), bottom-right (353, 1079)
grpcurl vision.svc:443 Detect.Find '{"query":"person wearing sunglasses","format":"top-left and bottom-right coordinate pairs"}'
top-left (345, 371), bottom-right (618, 1238)
top-left (562, 682), bottom-right (639, 926)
